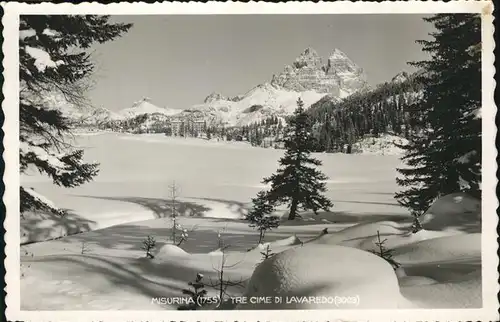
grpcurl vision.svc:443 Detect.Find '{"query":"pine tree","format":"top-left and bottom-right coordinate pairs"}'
top-left (245, 191), bottom-right (279, 244)
top-left (142, 235), bottom-right (156, 259)
top-left (263, 98), bottom-right (333, 220)
top-left (19, 15), bottom-right (132, 214)
top-left (395, 14), bottom-right (481, 216)
top-left (169, 181), bottom-right (180, 244)
top-left (369, 230), bottom-right (400, 269)
top-left (254, 127), bottom-right (262, 146)
top-left (259, 244), bottom-right (275, 262)
top-left (178, 273), bottom-right (208, 310)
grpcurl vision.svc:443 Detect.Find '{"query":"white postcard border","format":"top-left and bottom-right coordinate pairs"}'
top-left (2, 1), bottom-right (497, 321)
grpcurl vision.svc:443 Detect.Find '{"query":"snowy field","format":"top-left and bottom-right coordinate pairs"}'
top-left (20, 133), bottom-right (482, 310)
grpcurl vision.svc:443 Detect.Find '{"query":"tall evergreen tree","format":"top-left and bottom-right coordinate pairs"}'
top-left (263, 98), bottom-right (333, 220)
top-left (245, 191), bottom-right (280, 244)
top-left (20, 15), bottom-right (132, 214)
top-left (395, 14), bottom-right (481, 216)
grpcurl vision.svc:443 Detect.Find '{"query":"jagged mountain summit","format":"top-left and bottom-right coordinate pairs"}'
top-left (64, 48), bottom-right (371, 130)
top-left (204, 92), bottom-right (244, 104)
top-left (271, 48), bottom-right (368, 97)
top-left (184, 47), bottom-right (367, 127)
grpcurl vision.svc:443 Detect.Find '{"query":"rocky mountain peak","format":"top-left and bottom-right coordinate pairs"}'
top-left (271, 47), bottom-right (368, 97)
top-left (293, 47), bottom-right (323, 69)
top-left (203, 92), bottom-right (251, 105)
top-left (329, 48), bottom-right (349, 60)
top-left (204, 92), bottom-right (227, 103)
top-left (325, 48), bottom-right (358, 74)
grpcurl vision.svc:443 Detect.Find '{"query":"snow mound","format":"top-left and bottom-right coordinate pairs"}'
top-left (238, 244), bottom-right (406, 309)
top-left (352, 134), bottom-right (408, 155)
top-left (306, 220), bottom-right (459, 254)
top-left (392, 233), bottom-right (480, 265)
top-left (399, 276), bottom-right (438, 287)
top-left (261, 235), bottom-right (302, 248)
top-left (401, 269), bottom-right (481, 308)
top-left (420, 193), bottom-right (481, 232)
top-left (308, 221), bottom-right (406, 247)
top-left (154, 244), bottom-right (189, 258)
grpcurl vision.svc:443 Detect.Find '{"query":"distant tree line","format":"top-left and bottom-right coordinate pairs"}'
top-left (98, 113), bottom-right (170, 134)
top-left (203, 116), bottom-right (286, 148)
top-left (97, 73), bottom-right (427, 154)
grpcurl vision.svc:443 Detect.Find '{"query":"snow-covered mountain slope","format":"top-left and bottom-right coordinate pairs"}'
top-left (40, 94), bottom-right (182, 127)
top-left (34, 91), bottom-right (120, 125)
top-left (183, 48), bottom-right (366, 127)
top-left (184, 83), bottom-right (328, 127)
top-left (57, 48), bottom-right (367, 130)
top-left (115, 97), bottom-right (181, 120)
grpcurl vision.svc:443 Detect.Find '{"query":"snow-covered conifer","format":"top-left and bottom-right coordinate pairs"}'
top-left (245, 191), bottom-right (279, 243)
top-left (395, 14), bottom-right (481, 217)
top-left (263, 98), bottom-right (333, 220)
top-left (20, 15), bottom-right (132, 214)
top-left (178, 273), bottom-right (208, 310)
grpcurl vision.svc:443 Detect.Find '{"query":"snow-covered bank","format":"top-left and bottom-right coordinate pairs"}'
top-left (352, 134), bottom-right (408, 155)
top-left (81, 132), bottom-right (408, 156)
top-left (20, 199), bottom-right (156, 245)
top-left (21, 192), bottom-right (482, 310)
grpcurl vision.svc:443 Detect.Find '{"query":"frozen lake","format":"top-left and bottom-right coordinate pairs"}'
top-left (21, 132), bottom-right (408, 230)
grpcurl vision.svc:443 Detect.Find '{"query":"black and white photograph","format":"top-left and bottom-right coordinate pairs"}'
top-left (2, 1), bottom-right (498, 321)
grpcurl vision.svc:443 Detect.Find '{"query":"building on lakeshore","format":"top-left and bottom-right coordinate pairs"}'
top-left (170, 119), bottom-right (183, 136)
top-left (190, 119), bottom-right (206, 135)
top-left (168, 118), bottom-right (206, 137)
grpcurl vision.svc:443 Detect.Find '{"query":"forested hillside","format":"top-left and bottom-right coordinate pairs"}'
top-left (306, 72), bottom-right (424, 152)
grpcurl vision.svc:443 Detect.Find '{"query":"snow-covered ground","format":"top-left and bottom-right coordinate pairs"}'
top-left (352, 134), bottom-right (409, 155)
top-left (20, 133), bottom-right (482, 310)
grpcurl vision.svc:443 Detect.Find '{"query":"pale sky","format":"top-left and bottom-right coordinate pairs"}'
top-left (88, 14), bottom-right (434, 111)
